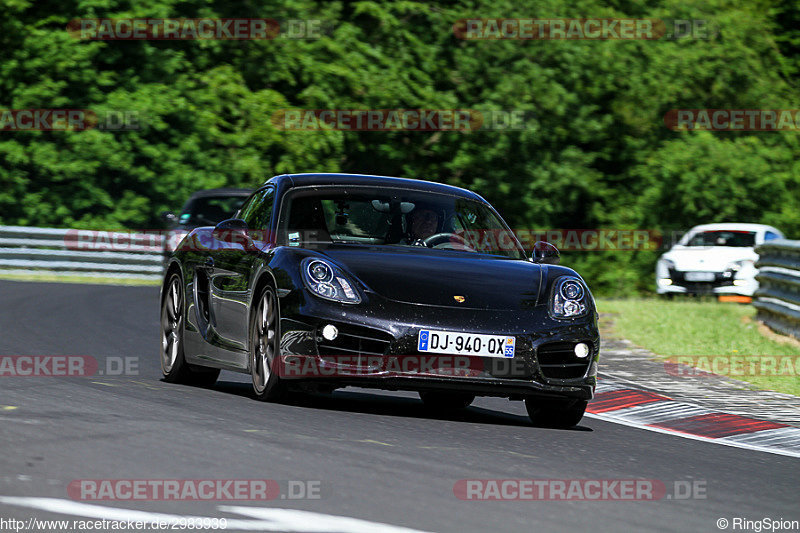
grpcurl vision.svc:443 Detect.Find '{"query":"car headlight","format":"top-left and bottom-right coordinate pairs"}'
top-left (550, 277), bottom-right (590, 319)
top-left (301, 258), bottom-right (361, 304)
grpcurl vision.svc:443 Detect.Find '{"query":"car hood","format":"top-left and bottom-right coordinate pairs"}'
top-left (318, 247), bottom-right (542, 310)
top-left (661, 246), bottom-right (758, 272)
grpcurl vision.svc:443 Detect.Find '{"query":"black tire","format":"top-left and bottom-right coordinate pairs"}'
top-left (524, 398), bottom-right (587, 428)
top-left (160, 273), bottom-right (220, 387)
top-left (250, 283), bottom-right (286, 401)
top-left (419, 391), bottom-right (475, 410)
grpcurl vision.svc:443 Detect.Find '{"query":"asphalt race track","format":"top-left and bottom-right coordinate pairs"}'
top-left (0, 280), bottom-right (797, 532)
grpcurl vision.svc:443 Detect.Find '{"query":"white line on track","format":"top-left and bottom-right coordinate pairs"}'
top-left (0, 497), bottom-right (431, 533)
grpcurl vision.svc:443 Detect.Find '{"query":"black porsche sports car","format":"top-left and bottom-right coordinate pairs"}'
top-left (160, 174), bottom-right (599, 427)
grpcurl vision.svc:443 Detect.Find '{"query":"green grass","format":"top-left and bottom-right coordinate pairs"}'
top-left (598, 298), bottom-right (800, 396)
top-left (0, 272), bottom-right (159, 286)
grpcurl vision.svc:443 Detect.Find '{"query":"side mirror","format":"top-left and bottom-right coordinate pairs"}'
top-left (532, 241), bottom-right (560, 265)
top-left (212, 218), bottom-right (249, 243)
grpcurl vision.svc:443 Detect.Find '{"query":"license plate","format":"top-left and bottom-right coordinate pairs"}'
top-left (685, 271), bottom-right (715, 282)
top-left (417, 330), bottom-right (515, 358)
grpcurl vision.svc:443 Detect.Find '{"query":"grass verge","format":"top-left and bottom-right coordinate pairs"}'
top-left (0, 272), bottom-right (159, 286)
top-left (598, 298), bottom-right (800, 396)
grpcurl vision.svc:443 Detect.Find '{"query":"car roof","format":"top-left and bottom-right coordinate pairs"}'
top-left (265, 173), bottom-right (488, 203)
top-left (187, 187), bottom-right (253, 199)
top-left (687, 223), bottom-right (783, 235)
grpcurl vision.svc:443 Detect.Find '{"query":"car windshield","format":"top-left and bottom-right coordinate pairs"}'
top-left (685, 230), bottom-right (756, 247)
top-left (179, 195), bottom-right (249, 227)
top-left (278, 187), bottom-right (526, 259)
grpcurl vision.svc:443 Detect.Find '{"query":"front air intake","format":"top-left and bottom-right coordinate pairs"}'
top-left (536, 341), bottom-right (593, 379)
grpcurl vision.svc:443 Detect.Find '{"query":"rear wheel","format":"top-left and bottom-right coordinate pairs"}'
top-left (160, 273), bottom-right (219, 387)
top-left (524, 398), bottom-right (587, 428)
top-left (419, 391), bottom-right (475, 411)
top-left (250, 284), bottom-right (286, 401)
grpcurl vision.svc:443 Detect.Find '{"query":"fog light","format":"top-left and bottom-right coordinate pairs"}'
top-left (322, 324), bottom-right (338, 341)
top-left (733, 279), bottom-right (747, 286)
top-left (658, 278), bottom-right (672, 287)
top-left (574, 343), bottom-right (590, 358)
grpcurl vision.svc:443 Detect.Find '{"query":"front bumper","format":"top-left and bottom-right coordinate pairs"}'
top-left (284, 370), bottom-right (594, 400)
top-left (276, 290), bottom-right (599, 401)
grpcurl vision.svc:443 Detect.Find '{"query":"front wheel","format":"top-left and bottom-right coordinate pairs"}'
top-left (160, 273), bottom-right (219, 387)
top-left (419, 391), bottom-right (475, 410)
top-left (250, 284), bottom-right (286, 401)
top-left (524, 398), bottom-right (587, 428)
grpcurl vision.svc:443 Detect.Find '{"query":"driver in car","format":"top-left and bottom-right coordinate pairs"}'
top-left (407, 207), bottom-right (440, 245)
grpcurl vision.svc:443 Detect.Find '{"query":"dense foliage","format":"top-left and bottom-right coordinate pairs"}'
top-left (2, 0), bottom-right (799, 293)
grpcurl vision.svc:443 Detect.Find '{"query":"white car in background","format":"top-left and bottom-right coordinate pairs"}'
top-left (656, 223), bottom-right (784, 297)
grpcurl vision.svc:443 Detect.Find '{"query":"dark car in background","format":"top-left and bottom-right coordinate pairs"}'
top-left (161, 188), bottom-right (253, 260)
top-left (160, 174), bottom-right (600, 427)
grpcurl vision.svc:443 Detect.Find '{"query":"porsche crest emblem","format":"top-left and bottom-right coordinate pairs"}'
top-left (453, 295), bottom-right (466, 303)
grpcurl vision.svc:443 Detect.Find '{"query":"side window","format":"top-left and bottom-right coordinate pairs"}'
top-left (236, 193), bottom-right (259, 222)
top-left (241, 187), bottom-right (275, 230)
top-left (765, 231), bottom-right (780, 242)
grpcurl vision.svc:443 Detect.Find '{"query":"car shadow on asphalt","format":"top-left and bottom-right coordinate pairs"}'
top-left (209, 379), bottom-right (592, 432)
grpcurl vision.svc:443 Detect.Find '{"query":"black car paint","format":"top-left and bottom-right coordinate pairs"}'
top-left (163, 174), bottom-right (599, 401)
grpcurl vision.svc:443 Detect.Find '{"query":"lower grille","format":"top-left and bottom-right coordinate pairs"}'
top-left (316, 324), bottom-right (393, 358)
top-left (670, 269), bottom-right (734, 292)
top-left (672, 280), bottom-right (733, 292)
top-left (536, 341), bottom-right (592, 379)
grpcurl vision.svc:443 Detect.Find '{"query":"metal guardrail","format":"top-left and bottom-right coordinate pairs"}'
top-left (0, 225), bottom-right (164, 281)
top-left (754, 239), bottom-right (800, 340)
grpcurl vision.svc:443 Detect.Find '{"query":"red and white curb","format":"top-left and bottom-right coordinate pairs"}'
top-left (586, 380), bottom-right (800, 458)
